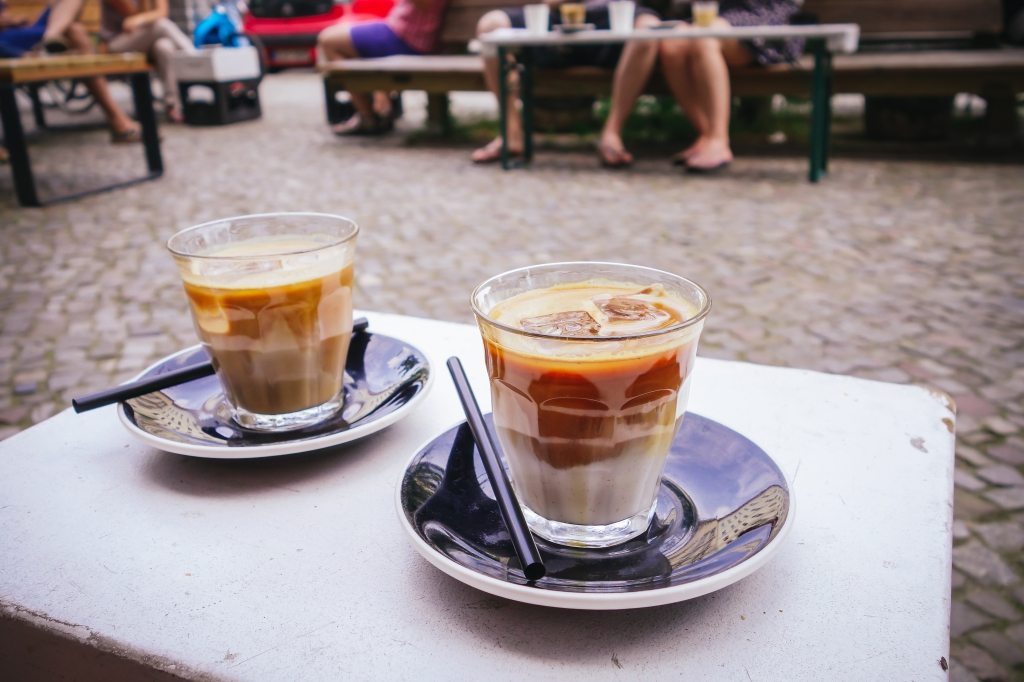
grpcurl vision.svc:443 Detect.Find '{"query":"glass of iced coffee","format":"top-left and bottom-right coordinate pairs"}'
top-left (472, 262), bottom-right (710, 548)
top-left (167, 213), bottom-right (358, 432)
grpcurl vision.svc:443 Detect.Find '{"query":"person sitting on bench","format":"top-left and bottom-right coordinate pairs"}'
top-left (470, 0), bottom-right (661, 168)
top-left (100, 0), bottom-right (196, 123)
top-left (0, 0), bottom-right (143, 142)
top-left (655, 0), bottom-right (803, 173)
top-left (318, 0), bottom-right (451, 135)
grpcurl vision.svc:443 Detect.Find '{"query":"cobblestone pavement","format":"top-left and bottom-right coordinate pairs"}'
top-left (2, 71), bottom-right (1023, 679)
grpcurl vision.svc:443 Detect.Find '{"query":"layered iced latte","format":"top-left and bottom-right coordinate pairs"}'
top-left (473, 263), bottom-right (709, 547)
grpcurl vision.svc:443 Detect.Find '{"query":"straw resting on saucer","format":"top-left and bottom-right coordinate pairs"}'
top-left (72, 317), bottom-right (369, 413)
top-left (446, 357), bottom-right (546, 582)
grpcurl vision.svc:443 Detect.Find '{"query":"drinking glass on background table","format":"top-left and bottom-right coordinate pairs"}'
top-left (524, 3), bottom-right (550, 34)
top-left (167, 213), bottom-right (358, 432)
top-left (692, 0), bottom-right (719, 27)
top-left (608, 0), bottom-right (635, 33)
top-left (472, 262), bottom-right (710, 548)
top-left (559, 2), bottom-right (586, 26)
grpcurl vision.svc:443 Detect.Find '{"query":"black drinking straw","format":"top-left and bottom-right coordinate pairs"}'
top-left (72, 317), bottom-right (370, 414)
top-left (446, 357), bottom-right (546, 582)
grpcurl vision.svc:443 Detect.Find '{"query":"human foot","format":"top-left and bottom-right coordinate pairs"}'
top-left (110, 121), bottom-right (142, 144)
top-left (685, 139), bottom-right (733, 174)
top-left (471, 136), bottom-right (523, 164)
top-left (331, 113), bottom-right (393, 136)
top-left (597, 134), bottom-right (633, 168)
top-left (671, 137), bottom-right (711, 166)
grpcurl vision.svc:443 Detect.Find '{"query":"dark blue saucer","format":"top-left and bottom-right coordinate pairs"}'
top-left (398, 413), bottom-right (792, 608)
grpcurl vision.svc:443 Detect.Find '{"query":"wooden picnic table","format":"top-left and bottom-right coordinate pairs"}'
top-left (0, 52), bottom-right (162, 207)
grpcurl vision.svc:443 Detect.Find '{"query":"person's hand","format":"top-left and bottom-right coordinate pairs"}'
top-left (122, 14), bottom-right (146, 32)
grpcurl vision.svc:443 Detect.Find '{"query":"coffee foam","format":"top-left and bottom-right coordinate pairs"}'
top-left (179, 236), bottom-right (351, 290)
top-left (485, 280), bottom-right (702, 362)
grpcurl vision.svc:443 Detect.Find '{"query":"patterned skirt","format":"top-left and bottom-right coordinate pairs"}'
top-left (718, 0), bottom-right (804, 65)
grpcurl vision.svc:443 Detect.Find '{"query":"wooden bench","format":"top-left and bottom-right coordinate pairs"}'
top-left (0, 53), bottom-right (163, 206)
top-left (4, 0), bottom-right (103, 34)
top-left (322, 0), bottom-right (1024, 176)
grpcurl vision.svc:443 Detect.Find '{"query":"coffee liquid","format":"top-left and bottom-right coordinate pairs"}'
top-left (181, 239), bottom-right (354, 416)
top-left (484, 281), bottom-right (700, 525)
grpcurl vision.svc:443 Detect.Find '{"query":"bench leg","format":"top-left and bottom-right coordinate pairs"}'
top-left (324, 78), bottom-right (347, 125)
top-left (29, 85), bottom-right (47, 130)
top-left (822, 50), bottom-right (833, 174)
top-left (130, 73), bottom-right (163, 177)
top-left (427, 93), bottom-right (452, 136)
top-left (1, 83), bottom-right (41, 207)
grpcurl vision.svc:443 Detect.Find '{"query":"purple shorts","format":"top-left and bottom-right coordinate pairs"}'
top-left (349, 21), bottom-right (420, 58)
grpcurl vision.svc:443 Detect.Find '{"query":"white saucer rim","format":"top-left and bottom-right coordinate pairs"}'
top-left (394, 418), bottom-right (795, 610)
top-left (118, 339), bottom-right (434, 459)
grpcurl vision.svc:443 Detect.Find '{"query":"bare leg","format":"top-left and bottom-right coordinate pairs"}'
top-left (471, 10), bottom-right (522, 163)
top-left (64, 23), bottom-right (139, 136)
top-left (40, 0), bottom-right (84, 45)
top-left (318, 23), bottom-right (380, 132)
top-left (597, 12), bottom-right (660, 167)
top-left (659, 32), bottom-right (712, 162)
top-left (662, 18), bottom-right (754, 169)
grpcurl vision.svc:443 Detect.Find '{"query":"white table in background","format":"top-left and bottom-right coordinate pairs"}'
top-left (479, 23), bottom-right (860, 181)
top-left (0, 311), bottom-right (954, 680)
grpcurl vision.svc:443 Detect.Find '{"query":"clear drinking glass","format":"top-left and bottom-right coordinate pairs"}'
top-left (167, 212), bottom-right (358, 431)
top-left (692, 0), bottom-right (719, 27)
top-left (472, 262), bottom-right (710, 548)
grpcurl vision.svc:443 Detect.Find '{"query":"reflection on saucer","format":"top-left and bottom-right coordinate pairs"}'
top-left (119, 330), bottom-right (432, 458)
top-left (399, 413), bottom-right (792, 607)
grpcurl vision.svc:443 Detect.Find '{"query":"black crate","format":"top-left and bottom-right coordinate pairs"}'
top-left (179, 78), bottom-right (262, 126)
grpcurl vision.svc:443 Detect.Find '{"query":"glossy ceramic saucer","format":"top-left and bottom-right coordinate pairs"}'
top-left (118, 331), bottom-right (432, 458)
top-left (398, 413), bottom-right (792, 609)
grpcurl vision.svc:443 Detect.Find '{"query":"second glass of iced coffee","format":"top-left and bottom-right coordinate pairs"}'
top-left (473, 262), bottom-right (710, 548)
top-left (168, 212), bottom-right (358, 432)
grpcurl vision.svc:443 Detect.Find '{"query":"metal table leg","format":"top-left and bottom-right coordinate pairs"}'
top-left (822, 49), bottom-right (834, 174)
top-left (521, 49), bottom-right (534, 164)
top-left (808, 40), bottom-right (828, 183)
top-left (1, 82), bottom-right (41, 207)
top-left (498, 46), bottom-right (510, 170)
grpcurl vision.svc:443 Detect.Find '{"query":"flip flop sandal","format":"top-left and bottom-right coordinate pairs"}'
top-left (334, 114), bottom-right (394, 137)
top-left (42, 39), bottom-right (69, 54)
top-left (110, 126), bottom-right (143, 144)
top-left (471, 144), bottom-right (522, 165)
top-left (685, 160), bottom-right (732, 175)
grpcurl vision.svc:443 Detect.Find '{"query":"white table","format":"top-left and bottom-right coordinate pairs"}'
top-left (479, 23), bottom-right (860, 181)
top-left (0, 311), bottom-right (954, 680)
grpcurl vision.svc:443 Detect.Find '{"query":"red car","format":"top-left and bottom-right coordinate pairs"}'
top-left (244, 0), bottom-right (394, 70)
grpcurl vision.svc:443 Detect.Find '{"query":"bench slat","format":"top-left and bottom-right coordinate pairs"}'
top-left (323, 49), bottom-right (1024, 97)
top-left (0, 53), bottom-right (150, 84)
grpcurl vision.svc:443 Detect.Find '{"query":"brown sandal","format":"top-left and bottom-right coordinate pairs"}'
top-left (110, 125), bottom-right (143, 144)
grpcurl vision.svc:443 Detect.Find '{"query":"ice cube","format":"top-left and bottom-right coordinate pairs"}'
top-left (590, 291), bottom-right (672, 335)
top-left (520, 311), bottom-right (600, 337)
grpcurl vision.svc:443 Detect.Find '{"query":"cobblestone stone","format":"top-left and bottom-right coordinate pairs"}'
top-left (952, 642), bottom-right (1007, 681)
top-left (977, 466), bottom-right (1024, 488)
top-left (985, 488), bottom-right (1024, 512)
top-left (966, 590), bottom-right (1023, 622)
top-left (974, 521), bottom-right (1024, 554)
top-left (968, 630), bottom-right (1024, 669)
top-left (1, 73), bottom-right (1022, 676)
top-left (953, 541), bottom-right (1019, 587)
